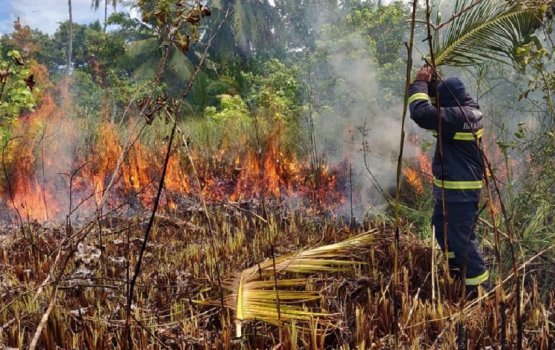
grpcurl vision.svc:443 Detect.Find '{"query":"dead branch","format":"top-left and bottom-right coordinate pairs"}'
top-left (28, 285), bottom-right (58, 350)
top-left (124, 8), bottom-right (231, 348)
top-left (393, 1), bottom-right (419, 348)
top-left (2, 137), bottom-right (24, 232)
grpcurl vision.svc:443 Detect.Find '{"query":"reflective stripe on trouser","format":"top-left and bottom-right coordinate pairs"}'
top-left (466, 270), bottom-right (489, 286)
top-left (432, 201), bottom-right (487, 285)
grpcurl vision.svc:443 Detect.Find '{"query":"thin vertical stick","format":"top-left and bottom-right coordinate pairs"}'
top-left (125, 112), bottom-right (177, 349)
top-left (394, 1), bottom-right (418, 348)
top-left (271, 245), bottom-right (283, 344)
top-left (124, 10), bottom-right (231, 347)
top-left (423, 0), bottom-right (451, 297)
top-left (431, 226), bottom-right (437, 303)
top-left (2, 137), bottom-right (25, 235)
top-left (349, 163), bottom-right (354, 227)
top-left (67, 0), bottom-right (73, 74)
top-left (39, 123), bottom-right (50, 221)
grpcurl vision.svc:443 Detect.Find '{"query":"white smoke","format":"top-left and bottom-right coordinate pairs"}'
top-left (309, 31), bottom-right (419, 218)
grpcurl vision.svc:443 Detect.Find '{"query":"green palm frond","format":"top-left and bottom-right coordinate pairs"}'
top-left (233, 0), bottom-right (249, 48)
top-left (126, 38), bottom-right (159, 80)
top-left (126, 39), bottom-right (194, 85)
top-left (222, 231), bottom-right (376, 337)
top-left (435, 0), bottom-right (554, 66)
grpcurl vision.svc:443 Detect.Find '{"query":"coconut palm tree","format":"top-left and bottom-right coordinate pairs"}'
top-left (91, 0), bottom-right (118, 32)
top-left (67, 0), bottom-right (73, 74)
top-left (206, 0), bottom-right (282, 64)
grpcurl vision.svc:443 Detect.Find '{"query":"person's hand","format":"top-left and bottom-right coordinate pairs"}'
top-left (415, 65), bottom-right (433, 82)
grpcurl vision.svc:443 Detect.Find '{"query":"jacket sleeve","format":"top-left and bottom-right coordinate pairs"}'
top-left (408, 80), bottom-right (459, 133)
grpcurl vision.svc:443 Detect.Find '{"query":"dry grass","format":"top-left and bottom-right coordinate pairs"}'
top-left (0, 208), bottom-right (553, 349)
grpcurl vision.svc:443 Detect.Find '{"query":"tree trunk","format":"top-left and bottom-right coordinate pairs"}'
top-left (104, 0), bottom-right (108, 32)
top-left (67, 0), bottom-right (73, 74)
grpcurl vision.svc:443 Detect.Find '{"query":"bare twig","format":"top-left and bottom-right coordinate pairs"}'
top-left (125, 85), bottom-right (173, 350)
top-left (270, 245), bottom-right (283, 342)
top-left (435, 0), bottom-right (486, 31)
top-left (28, 286), bottom-right (59, 350)
top-left (61, 161), bottom-right (89, 237)
top-left (359, 118), bottom-right (395, 212)
top-left (2, 137), bottom-right (24, 231)
top-left (224, 201), bottom-right (268, 224)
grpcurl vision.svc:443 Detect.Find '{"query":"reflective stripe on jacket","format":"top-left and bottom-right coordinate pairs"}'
top-left (408, 80), bottom-right (484, 202)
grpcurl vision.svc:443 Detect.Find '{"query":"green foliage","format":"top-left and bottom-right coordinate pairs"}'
top-left (0, 50), bottom-right (37, 121)
top-left (274, 0), bottom-right (351, 53)
top-left (312, 2), bottom-right (408, 108)
top-left (345, 2), bottom-right (408, 65)
top-left (186, 59), bottom-right (304, 159)
top-left (206, 94), bottom-right (250, 124)
top-left (83, 26), bottom-right (126, 70)
top-left (242, 59), bottom-right (304, 153)
top-left (241, 59), bottom-right (302, 123)
top-left (69, 70), bottom-right (104, 118)
top-left (517, 37), bottom-right (555, 104)
top-left (188, 73), bottom-right (240, 112)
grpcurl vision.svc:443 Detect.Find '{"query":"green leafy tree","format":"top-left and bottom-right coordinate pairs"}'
top-left (274, 0), bottom-right (346, 52)
top-left (0, 20), bottom-right (64, 72)
top-left (310, 1), bottom-right (409, 109)
top-left (497, 24), bottom-right (555, 266)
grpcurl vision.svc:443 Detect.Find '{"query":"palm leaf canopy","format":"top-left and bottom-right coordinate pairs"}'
top-left (434, 0), bottom-right (555, 66)
top-left (220, 231), bottom-right (376, 337)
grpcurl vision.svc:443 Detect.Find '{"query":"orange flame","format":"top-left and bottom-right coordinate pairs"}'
top-left (404, 134), bottom-right (432, 194)
top-left (1, 95), bottom-right (343, 222)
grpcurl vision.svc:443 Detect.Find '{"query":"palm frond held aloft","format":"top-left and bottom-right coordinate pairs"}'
top-left (434, 0), bottom-right (555, 67)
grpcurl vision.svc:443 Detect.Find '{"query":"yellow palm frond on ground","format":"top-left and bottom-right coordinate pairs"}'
top-left (223, 230), bottom-right (377, 337)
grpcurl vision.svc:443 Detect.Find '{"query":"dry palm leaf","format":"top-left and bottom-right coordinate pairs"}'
top-left (222, 230), bottom-right (377, 337)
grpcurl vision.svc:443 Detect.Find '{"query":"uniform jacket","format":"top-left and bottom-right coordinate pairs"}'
top-left (408, 78), bottom-right (484, 202)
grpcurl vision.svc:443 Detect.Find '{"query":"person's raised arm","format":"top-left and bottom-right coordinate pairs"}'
top-left (408, 66), bottom-right (457, 132)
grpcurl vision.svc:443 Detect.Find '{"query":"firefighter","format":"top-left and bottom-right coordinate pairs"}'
top-left (408, 65), bottom-right (489, 293)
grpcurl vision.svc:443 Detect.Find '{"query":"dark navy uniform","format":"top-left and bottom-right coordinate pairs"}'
top-left (408, 78), bottom-right (489, 288)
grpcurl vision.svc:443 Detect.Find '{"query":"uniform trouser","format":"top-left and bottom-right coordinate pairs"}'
top-left (432, 201), bottom-right (489, 286)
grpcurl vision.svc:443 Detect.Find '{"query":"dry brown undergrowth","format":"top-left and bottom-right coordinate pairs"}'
top-left (0, 208), bottom-right (553, 349)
